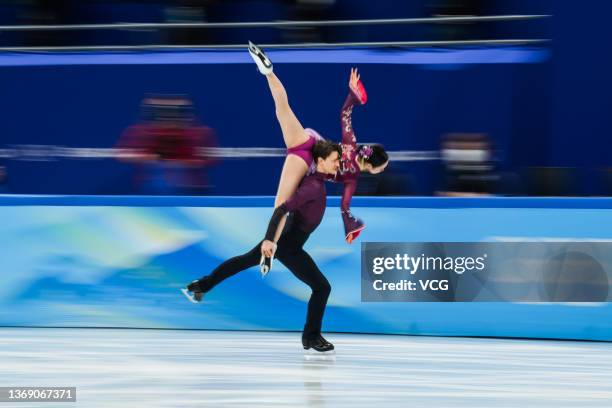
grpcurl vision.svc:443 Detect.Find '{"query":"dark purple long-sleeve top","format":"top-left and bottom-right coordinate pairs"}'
top-left (332, 85), bottom-right (366, 213)
top-left (264, 171), bottom-right (327, 240)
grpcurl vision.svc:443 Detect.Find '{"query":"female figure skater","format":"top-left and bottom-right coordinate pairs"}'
top-left (247, 42), bottom-right (389, 252)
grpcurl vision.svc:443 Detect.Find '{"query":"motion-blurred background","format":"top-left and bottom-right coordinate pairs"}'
top-left (0, 0), bottom-right (608, 197)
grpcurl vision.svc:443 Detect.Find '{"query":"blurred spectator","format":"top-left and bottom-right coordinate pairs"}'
top-left (376, 165), bottom-right (414, 195)
top-left (354, 165), bottom-right (413, 196)
top-left (523, 167), bottom-right (578, 196)
top-left (116, 94), bottom-right (218, 195)
top-left (425, 0), bottom-right (486, 40)
top-left (16, 0), bottom-right (75, 46)
top-left (282, 0), bottom-right (336, 43)
top-left (164, 0), bottom-right (217, 45)
top-left (600, 168), bottom-right (612, 196)
top-left (0, 166), bottom-right (7, 193)
top-left (437, 133), bottom-right (498, 196)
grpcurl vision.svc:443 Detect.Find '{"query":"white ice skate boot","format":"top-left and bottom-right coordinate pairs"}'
top-left (248, 41), bottom-right (273, 75)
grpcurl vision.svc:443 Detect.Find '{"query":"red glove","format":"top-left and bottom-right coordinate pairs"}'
top-left (342, 210), bottom-right (366, 244)
top-left (356, 79), bottom-right (368, 104)
top-left (346, 227), bottom-right (365, 244)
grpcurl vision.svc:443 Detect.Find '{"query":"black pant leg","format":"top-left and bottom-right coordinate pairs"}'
top-left (275, 246), bottom-right (331, 340)
top-left (198, 241), bottom-right (262, 291)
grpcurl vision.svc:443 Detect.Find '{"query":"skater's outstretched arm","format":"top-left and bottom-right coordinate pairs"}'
top-left (339, 179), bottom-right (365, 244)
top-left (341, 68), bottom-right (367, 147)
top-left (262, 179), bottom-right (316, 257)
top-left (338, 68), bottom-right (368, 244)
top-left (341, 179), bottom-right (357, 214)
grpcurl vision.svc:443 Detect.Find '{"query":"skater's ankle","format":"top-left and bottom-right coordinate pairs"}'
top-left (188, 277), bottom-right (213, 293)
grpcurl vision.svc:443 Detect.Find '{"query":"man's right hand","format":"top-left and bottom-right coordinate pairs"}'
top-left (261, 240), bottom-right (277, 258)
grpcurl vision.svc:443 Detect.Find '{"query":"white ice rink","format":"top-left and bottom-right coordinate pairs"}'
top-left (1, 328), bottom-right (611, 407)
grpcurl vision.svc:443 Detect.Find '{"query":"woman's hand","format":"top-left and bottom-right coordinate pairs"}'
top-left (349, 67), bottom-right (361, 94)
top-left (348, 67), bottom-right (367, 104)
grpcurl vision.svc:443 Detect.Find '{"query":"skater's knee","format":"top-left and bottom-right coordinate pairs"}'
top-left (323, 281), bottom-right (331, 296)
top-left (313, 280), bottom-right (331, 297)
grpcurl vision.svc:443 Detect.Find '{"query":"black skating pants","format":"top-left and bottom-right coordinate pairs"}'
top-left (197, 226), bottom-right (331, 340)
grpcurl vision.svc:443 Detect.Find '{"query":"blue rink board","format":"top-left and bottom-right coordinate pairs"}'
top-left (0, 47), bottom-right (549, 67)
top-left (1, 195), bottom-right (611, 341)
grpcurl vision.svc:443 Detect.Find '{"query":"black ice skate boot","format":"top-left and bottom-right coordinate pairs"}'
top-left (181, 279), bottom-right (204, 304)
top-left (302, 334), bottom-right (335, 353)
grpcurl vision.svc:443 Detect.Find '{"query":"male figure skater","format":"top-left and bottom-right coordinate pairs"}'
top-left (182, 141), bottom-right (341, 353)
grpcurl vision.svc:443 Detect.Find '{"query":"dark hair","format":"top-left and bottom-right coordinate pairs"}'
top-left (358, 144), bottom-right (388, 168)
top-left (313, 140), bottom-right (342, 162)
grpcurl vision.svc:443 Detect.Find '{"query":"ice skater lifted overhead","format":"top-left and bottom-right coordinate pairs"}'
top-left (183, 139), bottom-right (341, 353)
top-left (247, 41), bottom-right (389, 251)
top-left (182, 42), bottom-right (388, 352)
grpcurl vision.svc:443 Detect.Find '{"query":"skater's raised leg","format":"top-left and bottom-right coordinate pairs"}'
top-left (181, 242), bottom-right (262, 303)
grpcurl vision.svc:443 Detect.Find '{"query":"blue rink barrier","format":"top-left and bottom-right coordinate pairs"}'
top-left (1, 195), bottom-right (611, 342)
top-left (0, 47), bottom-right (549, 67)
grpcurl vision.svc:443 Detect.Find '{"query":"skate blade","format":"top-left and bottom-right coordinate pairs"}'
top-left (303, 353), bottom-right (336, 362)
top-left (259, 255), bottom-right (271, 277)
top-left (303, 348), bottom-right (336, 356)
top-left (180, 288), bottom-right (199, 304)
